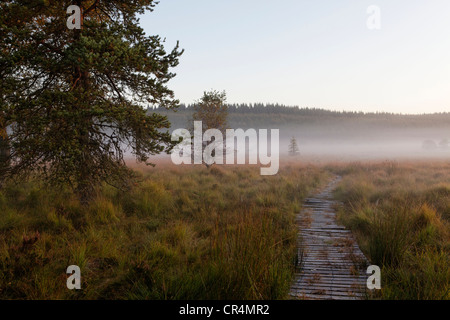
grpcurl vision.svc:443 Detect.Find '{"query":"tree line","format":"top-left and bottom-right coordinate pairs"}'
top-left (153, 103), bottom-right (450, 130)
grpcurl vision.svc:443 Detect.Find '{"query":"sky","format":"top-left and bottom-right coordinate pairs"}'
top-left (140, 0), bottom-right (450, 114)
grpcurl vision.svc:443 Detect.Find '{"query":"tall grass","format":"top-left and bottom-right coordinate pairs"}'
top-left (332, 161), bottom-right (450, 299)
top-left (0, 163), bottom-right (328, 299)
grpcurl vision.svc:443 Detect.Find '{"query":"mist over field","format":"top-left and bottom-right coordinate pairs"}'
top-left (154, 106), bottom-right (450, 162)
top-left (279, 127), bottom-right (450, 160)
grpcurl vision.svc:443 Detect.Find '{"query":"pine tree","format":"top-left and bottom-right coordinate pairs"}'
top-left (288, 136), bottom-right (300, 156)
top-left (0, 1), bottom-right (183, 203)
top-left (192, 90), bottom-right (228, 133)
top-left (190, 90), bottom-right (228, 168)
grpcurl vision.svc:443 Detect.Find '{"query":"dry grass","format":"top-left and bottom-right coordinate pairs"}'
top-left (330, 161), bottom-right (450, 300)
top-left (0, 162), bottom-right (329, 299)
top-left (2, 159), bottom-right (447, 300)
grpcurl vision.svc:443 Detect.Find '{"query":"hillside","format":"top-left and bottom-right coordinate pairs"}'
top-left (153, 105), bottom-right (450, 155)
top-left (153, 104), bottom-right (450, 130)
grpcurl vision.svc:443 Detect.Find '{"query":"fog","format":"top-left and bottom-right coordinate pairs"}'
top-left (130, 126), bottom-right (450, 166)
top-left (279, 126), bottom-right (450, 161)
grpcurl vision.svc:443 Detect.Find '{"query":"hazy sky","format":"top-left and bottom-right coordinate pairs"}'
top-left (140, 0), bottom-right (450, 114)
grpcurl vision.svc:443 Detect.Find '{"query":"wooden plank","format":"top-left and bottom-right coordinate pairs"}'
top-left (296, 275), bottom-right (367, 281)
top-left (292, 283), bottom-right (366, 290)
top-left (292, 289), bottom-right (365, 297)
top-left (290, 292), bottom-right (363, 300)
top-left (290, 176), bottom-right (370, 300)
top-left (291, 289), bottom-right (364, 297)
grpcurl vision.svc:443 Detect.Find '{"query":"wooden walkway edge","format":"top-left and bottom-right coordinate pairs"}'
top-left (290, 176), bottom-right (370, 300)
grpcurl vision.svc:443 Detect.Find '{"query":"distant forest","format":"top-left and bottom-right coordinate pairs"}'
top-left (151, 103), bottom-right (450, 132)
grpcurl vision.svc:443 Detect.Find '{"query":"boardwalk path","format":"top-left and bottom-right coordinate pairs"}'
top-left (290, 176), bottom-right (370, 300)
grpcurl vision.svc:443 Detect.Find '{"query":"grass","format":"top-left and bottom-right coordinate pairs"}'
top-left (0, 163), bottom-right (328, 299)
top-left (331, 161), bottom-right (450, 300)
top-left (2, 160), bottom-right (448, 300)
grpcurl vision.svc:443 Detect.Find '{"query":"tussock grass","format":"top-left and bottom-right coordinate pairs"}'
top-left (332, 161), bottom-right (450, 300)
top-left (0, 163), bottom-right (328, 299)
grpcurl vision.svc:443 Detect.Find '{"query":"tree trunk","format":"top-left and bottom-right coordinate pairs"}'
top-left (0, 130), bottom-right (10, 187)
top-left (74, 72), bottom-right (95, 206)
top-left (72, 3), bottom-right (94, 206)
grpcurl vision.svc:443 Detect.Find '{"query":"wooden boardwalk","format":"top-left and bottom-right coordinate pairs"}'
top-left (290, 176), bottom-right (370, 300)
